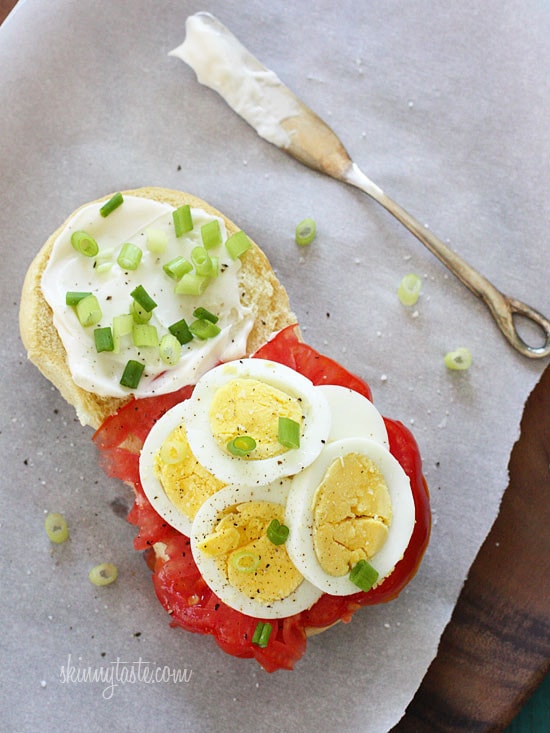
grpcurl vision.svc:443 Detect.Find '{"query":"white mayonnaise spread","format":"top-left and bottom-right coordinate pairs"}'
top-left (169, 12), bottom-right (299, 148)
top-left (41, 195), bottom-right (254, 398)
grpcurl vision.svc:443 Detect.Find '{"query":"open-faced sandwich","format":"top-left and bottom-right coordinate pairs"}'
top-left (20, 188), bottom-right (431, 671)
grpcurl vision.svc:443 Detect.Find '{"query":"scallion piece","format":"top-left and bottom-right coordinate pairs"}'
top-left (227, 435), bottom-right (256, 456)
top-left (146, 227), bottom-right (168, 253)
top-left (94, 326), bottom-right (114, 353)
top-left (444, 347), bottom-right (472, 371)
top-left (168, 317), bottom-right (193, 345)
top-left (132, 323), bottom-right (158, 348)
top-left (75, 294), bottom-right (102, 327)
top-left (201, 219), bottom-right (222, 249)
top-left (278, 416), bottom-right (301, 449)
top-left (397, 273), bottom-right (422, 306)
top-left (163, 256), bottom-right (193, 280)
top-left (112, 313), bottom-right (133, 352)
top-left (192, 307), bottom-right (219, 324)
top-left (252, 621), bottom-right (272, 648)
top-left (130, 284), bottom-right (157, 313)
top-left (230, 549), bottom-right (260, 573)
top-left (175, 273), bottom-right (210, 296)
top-left (190, 318), bottom-right (221, 340)
top-left (159, 333), bottom-right (182, 366)
top-left (88, 562), bottom-right (118, 586)
top-left (44, 512), bottom-right (69, 544)
top-left (117, 242), bottom-right (142, 270)
top-left (120, 359), bottom-right (145, 389)
top-left (99, 192), bottom-right (123, 218)
top-left (225, 230), bottom-right (251, 260)
top-left (173, 204), bottom-right (193, 237)
top-left (65, 291), bottom-right (92, 306)
top-left (71, 230), bottom-right (99, 257)
top-left (349, 559), bottom-right (379, 592)
top-left (295, 217), bottom-right (316, 246)
top-left (191, 246), bottom-right (214, 277)
top-left (130, 299), bottom-right (153, 324)
top-left (266, 518), bottom-right (289, 546)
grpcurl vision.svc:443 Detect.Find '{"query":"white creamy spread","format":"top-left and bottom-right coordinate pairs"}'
top-left (169, 12), bottom-right (300, 148)
top-left (41, 195), bottom-right (254, 398)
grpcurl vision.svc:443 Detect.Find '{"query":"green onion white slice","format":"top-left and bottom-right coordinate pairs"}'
top-left (88, 563), bottom-right (118, 586)
top-left (444, 347), bottom-right (472, 370)
top-left (397, 273), bottom-right (422, 306)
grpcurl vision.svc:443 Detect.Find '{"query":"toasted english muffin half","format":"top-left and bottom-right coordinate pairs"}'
top-left (20, 187), bottom-right (297, 428)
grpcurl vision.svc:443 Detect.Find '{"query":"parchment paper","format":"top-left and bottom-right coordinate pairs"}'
top-left (1, 1), bottom-right (549, 732)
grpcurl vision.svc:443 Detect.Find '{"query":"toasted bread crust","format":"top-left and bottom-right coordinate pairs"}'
top-left (20, 187), bottom-right (296, 428)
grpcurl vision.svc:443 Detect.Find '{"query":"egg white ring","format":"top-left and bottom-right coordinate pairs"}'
top-left (191, 481), bottom-right (324, 618)
top-left (139, 400), bottom-right (200, 537)
top-left (316, 384), bottom-right (389, 447)
top-left (182, 358), bottom-right (332, 486)
top-left (285, 437), bottom-right (415, 596)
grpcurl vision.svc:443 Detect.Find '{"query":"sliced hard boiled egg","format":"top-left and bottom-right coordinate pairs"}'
top-left (316, 384), bottom-right (389, 447)
top-left (139, 400), bottom-right (225, 537)
top-left (190, 481), bottom-right (323, 618)
top-left (285, 437), bottom-right (415, 596)
top-left (181, 358), bottom-right (331, 486)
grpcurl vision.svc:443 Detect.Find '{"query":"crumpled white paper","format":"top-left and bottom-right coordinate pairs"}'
top-left (1, 1), bottom-right (548, 731)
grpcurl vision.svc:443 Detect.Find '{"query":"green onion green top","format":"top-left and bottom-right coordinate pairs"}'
top-left (99, 192), bottom-right (124, 218)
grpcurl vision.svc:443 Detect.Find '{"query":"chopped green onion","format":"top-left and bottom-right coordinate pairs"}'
top-left (189, 318), bottom-right (221, 340)
top-left (159, 438), bottom-right (188, 464)
top-left (112, 313), bottom-right (134, 352)
top-left (252, 621), bottom-right (272, 648)
top-left (117, 242), bottom-right (142, 270)
top-left (94, 326), bottom-right (114, 353)
top-left (120, 359), bottom-right (145, 389)
top-left (266, 518), bottom-right (289, 546)
top-left (71, 230), bottom-right (99, 257)
top-left (175, 273), bottom-right (210, 296)
top-left (94, 249), bottom-right (114, 274)
top-left (444, 347), bottom-right (472, 371)
top-left (201, 219), bottom-right (222, 249)
top-left (65, 291), bottom-right (92, 306)
top-left (75, 294), bottom-right (102, 327)
top-left (349, 559), bottom-right (379, 592)
top-left (397, 273), bottom-right (422, 306)
top-left (132, 323), bottom-right (158, 348)
top-left (130, 284), bottom-right (157, 313)
top-left (278, 416), bottom-right (301, 449)
top-left (163, 256), bottom-right (192, 280)
top-left (130, 299), bottom-right (153, 324)
top-left (44, 512), bottom-right (69, 544)
top-left (99, 192), bottom-right (123, 218)
top-left (230, 549), bottom-right (260, 573)
top-left (88, 562), bottom-right (118, 586)
top-left (159, 333), bottom-right (182, 365)
top-left (225, 230), bottom-right (251, 260)
top-left (95, 262), bottom-right (113, 274)
top-left (146, 227), bottom-right (168, 253)
top-left (168, 318), bottom-right (193, 345)
top-left (191, 246), bottom-right (214, 277)
top-left (173, 204), bottom-right (193, 237)
top-left (192, 307), bottom-right (219, 324)
top-left (227, 435), bottom-right (256, 456)
top-left (295, 217), bottom-right (316, 246)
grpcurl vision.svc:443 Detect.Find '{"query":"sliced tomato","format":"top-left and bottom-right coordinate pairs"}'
top-left (94, 326), bottom-right (430, 672)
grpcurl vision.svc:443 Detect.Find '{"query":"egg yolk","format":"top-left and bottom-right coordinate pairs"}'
top-left (208, 378), bottom-right (303, 460)
top-left (198, 501), bottom-right (303, 605)
top-left (312, 453), bottom-right (393, 577)
top-left (154, 424), bottom-right (226, 520)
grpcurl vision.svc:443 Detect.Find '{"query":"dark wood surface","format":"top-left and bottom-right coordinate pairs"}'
top-left (393, 362), bottom-right (550, 732)
top-left (2, 2), bottom-right (548, 729)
